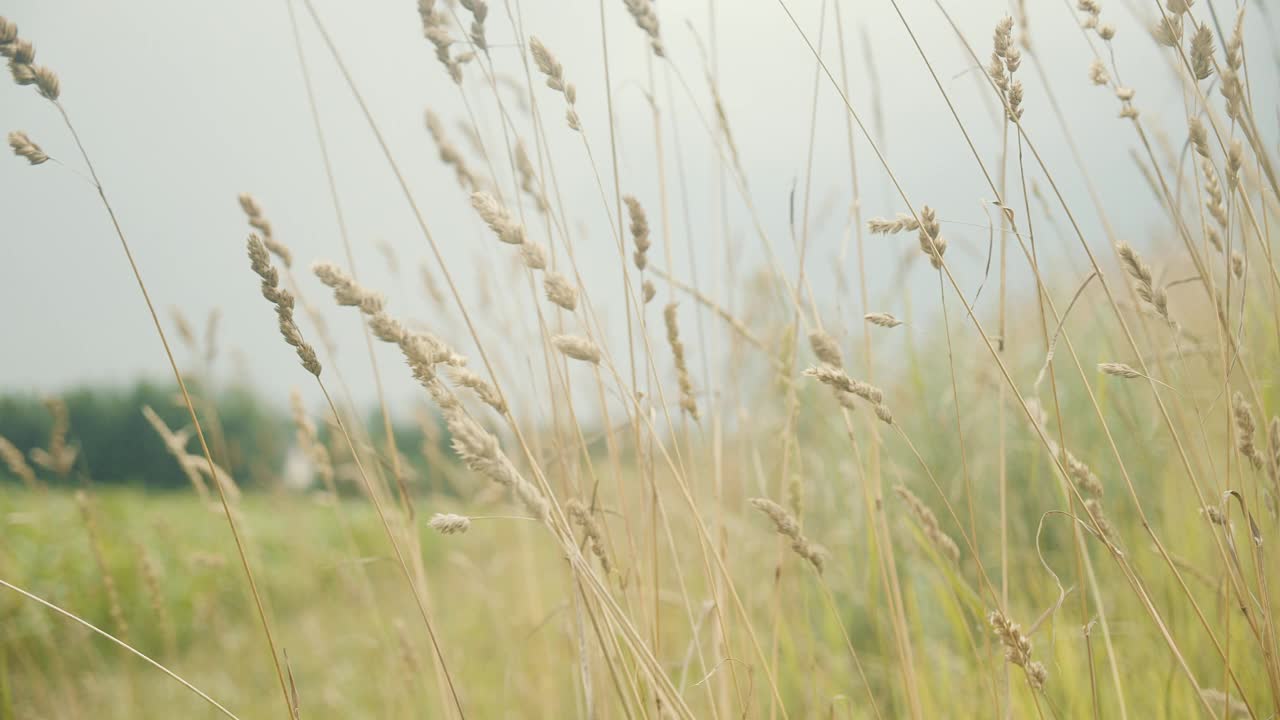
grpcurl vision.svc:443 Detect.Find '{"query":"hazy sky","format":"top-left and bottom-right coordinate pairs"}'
top-left (2, 0), bottom-right (1275, 413)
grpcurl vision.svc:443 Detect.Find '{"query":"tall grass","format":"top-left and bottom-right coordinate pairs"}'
top-left (2, 1), bottom-right (1279, 717)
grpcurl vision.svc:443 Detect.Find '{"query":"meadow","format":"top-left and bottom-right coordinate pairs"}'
top-left (2, 0), bottom-right (1279, 718)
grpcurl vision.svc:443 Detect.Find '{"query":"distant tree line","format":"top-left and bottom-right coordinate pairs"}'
top-left (0, 381), bottom-right (450, 493)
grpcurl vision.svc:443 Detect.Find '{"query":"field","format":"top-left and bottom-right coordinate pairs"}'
top-left (2, 0), bottom-right (1279, 718)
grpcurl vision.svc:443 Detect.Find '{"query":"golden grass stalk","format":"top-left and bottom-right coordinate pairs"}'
top-left (566, 499), bottom-right (613, 574)
top-left (988, 610), bottom-right (1047, 691)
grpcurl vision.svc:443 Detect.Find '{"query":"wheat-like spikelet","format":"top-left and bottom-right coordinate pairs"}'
top-left (428, 513), bottom-right (472, 535)
top-left (642, 280), bottom-right (656, 304)
top-left (513, 139), bottom-right (548, 213)
top-left (1200, 689), bottom-right (1250, 718)
top-left (135, 542), bottom-right (176, 655)
top-left (807, 329), bottom-right (843, 367)
top-left (27, 397), bottom-right (77, 477)
top-left (544, 272), bottom-right (579, 311)
top-left (749, 497), bottom-right (825, 573)
top-left (290, 389), bottom-right (334, 489)
top-left (553, 334), bottom-right (602, 365)
top-left (520, 241), bottom-right (547, 270)
top-left (916, 205), bottom-right (947, 269)
top-left (867, 213), bottom-right (919, 234)
top-left (1225, 140), bottom-right (1242, 190)
top-left (803, 365), bottom-right (885, 406)
top-left (247, 234), bottom-right (320, 376)
top-left (1189, 24), bottom-right (1214, 80)
top-left (664, 304), bottom-right (699, 419)
top-left (1082, 498), bottom-right (1118, 543)
top-left (313, 262), bottom-right (386, 315)
top-left (622, 0), bottom-right (664, 57)
top-left (443, 401), bottom-right (548, 520)
top-left (0, 19), bottom-right (59, 100)
top-left (1151, 12), bottom-right (1182, 48)
top-left (1200, 504), bottom-right (1227, 526)
top-left (566, 499), bottom-right (613, 574)
top-left (418, 0), bottom-right (464, 83)
top-left (8, 129), bottom-right (48, 165)
top-left (893, 485), bottom-right (960, 565)
top-left (238, 194), bottom-right (292, 268)
top-left (1230, 252), bottom-right (1244, 279)
top-left (864, 312), bottom-right (903, 329)
top-left (448, 366), bottom-right (507, 414)
top-left (459, 0), bottom-right (488, 51)
top-left (623, 196), bottom-right (651, 271)
top-left (141, 405), bottom-right (239, 502)
top-left (1115, 241), bottom-right (1169, 320)
top-left (0, 435), bottom-right (39, 490)
top-left (1088, 58), bottom-right (1109, 85)
top-left (1233, 392), bottom-right (1264, 470)
top-left (75, 491), bottom-right (129, 640)
top-left (988, 611), bottom-right (1047, 690)
top-left (529, 36), bottom-right (580, 131)
top-left (1203, 160), bottom-right (1228, 230)
top-left (470, 192), bottom-right (526, 245)
top-left (1098, 362), bottom-right (1140, 379)
top-left (425, 109), bottom-right (477, 192)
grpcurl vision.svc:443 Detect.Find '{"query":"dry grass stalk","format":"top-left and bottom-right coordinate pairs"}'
top-left (864, 313), bottom-right (903, 329)
top-left (621, 0), bottom-right (664, 57)
top-left (867, 213), bottom-right (919, 234)
top-left (749, 497), bottom-right (825, 573)
top-left (470, 192), bottom-right (526, 245)
top-left (443, 401), bottom-right (548, 521)
top-left (664, 304), bottom-right (699, 419)
top-left (623, 196), bottom-right (651, 271)
top-left (988, 610), bottom-right (1047, 690)
top-left (553, 334), bottom-right (602, 365)
top-left (425, 110), bottom-right (477, 192)
top-left (0, 435), bottom-right (39, 490)
top-left (428, 513), bottom-right (472, 535)
top-left (247, 234), bottom-right (321, 376)
top-left (8, 130), bottom-right (48, 164)
top-left (448, 366), bottom-right (507, 414)
top-left (807, 329), bottom-right (843, 367)
top-left (529, 37), bottom-right (580, 131)
top-left (238, 194), bottom-right (292, 268)
top-left (566, 499), bottom-right (613, 574)
top-left (75, 491), bottom-right (129, 640)
top-left (893, 485), bottom-right (960, 565)
top-left (1233, 392), bottom-right (1264, 470)
top-left (544, 272), bottom-right (579, 311)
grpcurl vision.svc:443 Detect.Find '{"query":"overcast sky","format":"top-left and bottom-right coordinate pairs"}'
top-left (2, 0), bottom-right (1275, 414)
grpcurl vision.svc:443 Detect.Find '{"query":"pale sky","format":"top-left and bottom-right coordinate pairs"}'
top-left (2, 0), bottom-right (1275, 414)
